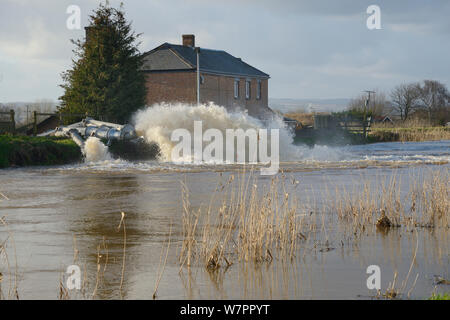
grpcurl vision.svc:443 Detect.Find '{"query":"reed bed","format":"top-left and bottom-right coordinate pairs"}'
top-left (371, 118), bottom-right (431, 129)
top-left (179, 172), bottom-right (305, 270)
top-left (179, 167), bottom-right (449, 272)
top-left (329, 169), bottom-right (449, 231)
top-left (369, 126), bottom-right (450, 142)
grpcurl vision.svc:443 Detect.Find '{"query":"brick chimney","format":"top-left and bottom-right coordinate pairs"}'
top-left (182, 34), bottom-right (195, 47)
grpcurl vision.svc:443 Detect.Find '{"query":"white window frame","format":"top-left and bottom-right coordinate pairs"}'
top-left (256, 80), bottom-right (261, 100)
top-left (245, 79), bottom-right (251, 100)
top-left (234, 79), bottom-right (240, 99)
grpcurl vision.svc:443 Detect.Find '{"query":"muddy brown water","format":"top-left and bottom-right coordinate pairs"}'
top-left (0, 140), bottom-right (449, 299)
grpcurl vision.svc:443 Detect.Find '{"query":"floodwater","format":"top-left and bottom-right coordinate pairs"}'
top-left (0, 140), bottom-right (449, 299)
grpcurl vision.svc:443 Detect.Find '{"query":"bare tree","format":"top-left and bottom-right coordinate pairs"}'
top-left (347, 91), bottom-right (388, 117)
top-left (390, 83), bottom-right (420, 121)
top-left (0, 103), bottom-right (8, 113)
top-left (417, 80), bottom-right (450, 124)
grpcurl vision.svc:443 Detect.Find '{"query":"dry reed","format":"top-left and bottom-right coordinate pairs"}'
top-left (153, 223), bottom-right (172, 299)
top-left (117, 211), bottom-right (127, 299)
top-left (179, 171), bottom-right (305, 270)
top-left (330, 169), bottom-right (449, 232)
top-left (0, 216), bottom-right (19, 300)
top-left (179, 167), bottom-right (448, 274)
top-left (58, 213), bottom-right (127, 300)
top-left (370, 126), bottom-right (450, 142)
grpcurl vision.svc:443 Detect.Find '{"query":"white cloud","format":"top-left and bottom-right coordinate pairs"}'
top-left (0, 0), bottom-right (449, 101)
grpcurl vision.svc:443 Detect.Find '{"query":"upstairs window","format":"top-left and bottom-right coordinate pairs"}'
top-left (245, 80), bottom-right (251, 100)
top-left (234, 79), bottom-right (240, 99)
top-left (256, 80), bottom-right (261, 100)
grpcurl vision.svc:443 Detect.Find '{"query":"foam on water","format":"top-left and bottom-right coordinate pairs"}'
top-left (83, 137), bottom-right (112, 162)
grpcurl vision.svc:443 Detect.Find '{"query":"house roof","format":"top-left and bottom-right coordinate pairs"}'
top-left (141, 43), bottom-right (270, 79)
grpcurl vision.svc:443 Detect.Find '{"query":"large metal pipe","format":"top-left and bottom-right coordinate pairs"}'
top-left (52, 118), bottom-right (136, 142)
top-left (84, 124), bottom-right (136, 140)
top-left (68, 129), bottom-right (85, 149)
top-left (84, 118), bottom-right (124, 130)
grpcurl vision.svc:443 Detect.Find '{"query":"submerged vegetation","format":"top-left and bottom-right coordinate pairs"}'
top-left (0, 134), bottom-right (82, 168)
top-left (331, 169), bottom-right (449, 230)
top-left (179, 168), bottom-right (449, 273)
top-left (179, 174), bottom-right (301, 270)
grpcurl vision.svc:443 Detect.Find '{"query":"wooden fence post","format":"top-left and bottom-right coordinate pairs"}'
top-left (366, 116), bottom-right (371, 137)
top-left (362, 115), bottom-right (367, 137)
top-left (33, 111), bottom-right (37, 136)
top-left (10, 109), bottom-right (15, 134)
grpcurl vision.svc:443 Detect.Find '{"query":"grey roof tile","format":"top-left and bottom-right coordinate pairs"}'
top-left (141, 43), bottom-right (269, 78)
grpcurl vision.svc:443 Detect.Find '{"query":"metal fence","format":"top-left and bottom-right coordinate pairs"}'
top-left (313, 114), bottom-right (372, 136)
top-left (0, 110), bottom-right (90, 136)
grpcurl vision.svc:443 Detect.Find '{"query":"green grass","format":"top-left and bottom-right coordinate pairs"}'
top-left (0, 134), bottom-right (82, 168)
top-left (428, 293), bottom-right (450, 300)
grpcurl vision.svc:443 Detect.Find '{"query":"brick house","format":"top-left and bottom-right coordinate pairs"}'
top-left (141, 35), bottom-right (272, 118)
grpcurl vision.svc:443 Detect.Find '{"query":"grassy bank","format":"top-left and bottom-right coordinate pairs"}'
top-left (368, 126), bottom-right (450, 143)
top-left (0, 134), bottom-right (82, 168)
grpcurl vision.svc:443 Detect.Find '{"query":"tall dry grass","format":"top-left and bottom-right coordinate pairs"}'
top-left (329, 169), bottom-right (449, 231)
top-left (370, 127), bottom-right (450, 142)
top-left (179, 172), bottom-right (305, 271)
top-left (0, 216), bottom-right (19, 300)
top-left (179, 168), bottom-right (449, 271)
top-left (58, 212), bottom-right (128, 300)
top-left (371, 118), bottom-right (432, 129)
top-left (370, 118), bottom-right (450, 142)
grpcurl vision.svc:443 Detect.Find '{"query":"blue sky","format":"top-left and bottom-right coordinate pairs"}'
top-left (0, 0), bottom-right (449, 103)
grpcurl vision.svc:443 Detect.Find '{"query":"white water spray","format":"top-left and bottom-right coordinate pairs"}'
top-left (133, 102), bottom-right (344, 163)
top-left (134, 103), bottom-right (281, 161)
top-left (83, 137), bottom-right (112, 162)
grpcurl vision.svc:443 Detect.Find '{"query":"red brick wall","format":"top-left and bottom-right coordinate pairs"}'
top-left (144, 72), bottom-right (196, 106)
top-left (144, 71), bottom-right (269, 116)
top-left (200, 74), bottom-right (268, 116)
